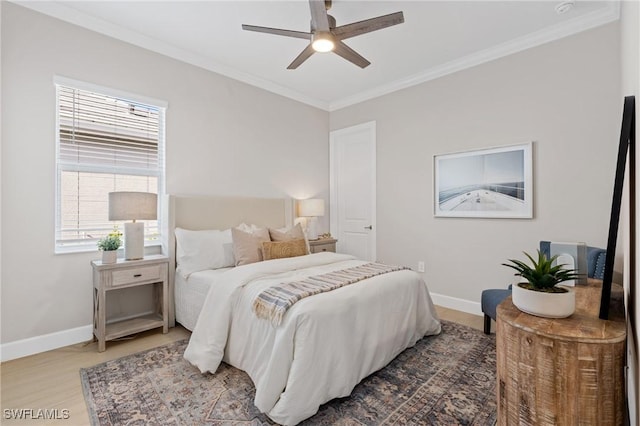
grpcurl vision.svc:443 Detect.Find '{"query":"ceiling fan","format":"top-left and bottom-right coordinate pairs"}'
top-left (242, 0), bottom-right (404, 69)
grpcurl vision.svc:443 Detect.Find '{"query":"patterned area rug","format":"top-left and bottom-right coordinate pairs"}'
top-left (80, 321), bottom-right (497, 425)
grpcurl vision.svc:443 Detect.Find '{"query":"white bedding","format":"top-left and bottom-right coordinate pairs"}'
top-left (175, 267), bottom-right (233, 331)
top-left (184, 252), bottom-right (441, 425)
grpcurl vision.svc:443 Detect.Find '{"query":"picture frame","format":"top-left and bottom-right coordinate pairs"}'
top-left (434, 142), bottom-right (533, 219)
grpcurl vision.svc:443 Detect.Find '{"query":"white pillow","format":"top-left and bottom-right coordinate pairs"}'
top-left (175, 228), bottom-right (235, 278)
top-left (236, 222), bottom-right (261, 233)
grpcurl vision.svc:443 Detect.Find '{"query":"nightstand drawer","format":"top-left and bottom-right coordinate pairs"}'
top-left (311, 242), bottom-right (335, 253)
top-left (111, 265), bottom-right (161, 287)
top-left (309, 239), bottom-right (337, 253)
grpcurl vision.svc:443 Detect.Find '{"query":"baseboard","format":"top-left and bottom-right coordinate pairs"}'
top-left (0, 324), bottom-right (93, 362)
top-left (431, 292), bottom-right (482, 317)
top-left (0, 296), bottom-right (479, 362)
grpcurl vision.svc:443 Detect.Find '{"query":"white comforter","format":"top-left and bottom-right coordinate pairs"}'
top-left (184, 252), bottom-right (441, 425)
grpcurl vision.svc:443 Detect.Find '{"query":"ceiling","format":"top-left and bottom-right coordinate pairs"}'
top-left (16, 1), bottom-right (619, 111)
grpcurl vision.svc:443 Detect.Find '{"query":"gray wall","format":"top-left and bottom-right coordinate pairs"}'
top-left (330, 23), bottom-right (621, 306)
top-left (0, 3), bottom-right (329, 344)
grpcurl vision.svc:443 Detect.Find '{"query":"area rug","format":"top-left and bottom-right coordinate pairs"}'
top-left (80, 321), bottom-right (497, 425)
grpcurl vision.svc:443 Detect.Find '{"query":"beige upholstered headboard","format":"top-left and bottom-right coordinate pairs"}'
top-left (165, 195), bottom-right (293, 326)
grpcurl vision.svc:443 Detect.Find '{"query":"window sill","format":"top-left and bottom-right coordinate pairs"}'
top-left (55, 240), bottom-right (162, 255)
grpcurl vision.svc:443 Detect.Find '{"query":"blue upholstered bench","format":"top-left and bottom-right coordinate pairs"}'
top-left (481, 241), bottom-right (606, 334)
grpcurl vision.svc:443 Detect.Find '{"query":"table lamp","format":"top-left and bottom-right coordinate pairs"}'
top-left (108, 192), bottom-right (157, 260)
top-left (298, 198), bottom-right (325, 240)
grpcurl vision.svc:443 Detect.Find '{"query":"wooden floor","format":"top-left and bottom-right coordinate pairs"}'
top-left (0, 306), bottom-right (484, 425)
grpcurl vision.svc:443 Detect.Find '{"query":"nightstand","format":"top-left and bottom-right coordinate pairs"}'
top-left (91, 254), bottom-right (169, 352)
top-left (309, 238), bottom-right (337, 253)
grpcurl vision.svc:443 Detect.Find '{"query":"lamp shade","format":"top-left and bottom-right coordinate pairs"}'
top-left (298, 198), bottom-right (325, 217)
top-left (108, 192), bottom-right (157, 221)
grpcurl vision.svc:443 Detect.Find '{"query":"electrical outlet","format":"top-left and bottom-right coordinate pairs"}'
top-left (418, 261), bottom-right (425, 273)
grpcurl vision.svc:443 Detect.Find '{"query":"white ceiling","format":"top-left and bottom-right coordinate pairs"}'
top-left (16, 1), bottom-right (619, 111)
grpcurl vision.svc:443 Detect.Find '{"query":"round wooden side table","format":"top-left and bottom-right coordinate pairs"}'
top-left (496, 280), bottom-right (626, 425)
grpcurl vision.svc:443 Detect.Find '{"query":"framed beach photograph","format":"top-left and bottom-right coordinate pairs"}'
top-left (434, 142), bottom-right (533, 218)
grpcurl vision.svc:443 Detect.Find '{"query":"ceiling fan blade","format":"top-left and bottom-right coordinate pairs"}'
top-left (242, 24), bottom-right (311, 40)
top-left (309, 0), bottom-right (330, 31)
top-left (287, 44), bottom-right (316, 69)
top-left (332, 11), bottom-right (404, 40)
top-left (333, 41), bottom-right (370, 68)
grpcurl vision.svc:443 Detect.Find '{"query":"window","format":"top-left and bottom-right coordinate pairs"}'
top-left (55, 80), bottom-right (166, 253)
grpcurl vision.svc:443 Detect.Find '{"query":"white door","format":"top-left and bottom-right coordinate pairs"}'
top-left (330, 121), bottom-right (376, 261)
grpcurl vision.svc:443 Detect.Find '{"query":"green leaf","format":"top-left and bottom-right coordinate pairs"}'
top-left (502, 249), bottom-right (583, 290)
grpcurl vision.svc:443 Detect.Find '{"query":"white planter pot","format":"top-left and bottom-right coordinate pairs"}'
top-left (512, 283), bottom-right (575, 318)
top-left (101, 250), bottom-right (117, 264)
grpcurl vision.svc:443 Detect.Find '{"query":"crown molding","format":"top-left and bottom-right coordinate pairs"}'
top-left (11, 1), bottom-right (330, 111)
top-left (329, 1), bottom-right (620, 111)
top-left (13, 1), bottom-right (619, 113)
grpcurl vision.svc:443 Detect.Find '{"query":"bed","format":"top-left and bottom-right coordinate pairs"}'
top-left (167, 195), bottom-right (441, 425)
top-left (166, 195), bottom-right (293, 327)
top-left (174, 267), bottom-right (232, 331)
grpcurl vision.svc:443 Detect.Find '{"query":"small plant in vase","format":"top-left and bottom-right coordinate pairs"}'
top-left (503, 250), bottom-right (581, 318)
top-left (97, 229), bottom-right (122, 264)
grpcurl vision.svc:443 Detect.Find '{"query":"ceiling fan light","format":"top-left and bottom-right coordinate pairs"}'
top-left (311, 33), bottom-right (334, 52)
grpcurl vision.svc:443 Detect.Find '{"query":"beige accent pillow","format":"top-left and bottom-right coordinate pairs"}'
top-left (262, 239), bottom-right (308, 261)
top-left (231, 227), bottom-right (270, 266)
top-left (269, 223), bottom-right (309, 254)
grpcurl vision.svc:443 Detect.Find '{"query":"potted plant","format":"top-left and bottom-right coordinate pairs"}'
top-left (97, 229), bottom-right (122, 264)
top-left (503, 250), bottom-right (581, 318)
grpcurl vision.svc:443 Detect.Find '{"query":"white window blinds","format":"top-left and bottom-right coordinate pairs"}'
top-left (55, 83), bottom-right (165, 252)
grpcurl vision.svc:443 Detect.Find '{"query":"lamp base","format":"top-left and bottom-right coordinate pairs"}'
top-left (306, 217), bottom-right (319, 240)
top-left (124, 222), bottom-right (144, 260)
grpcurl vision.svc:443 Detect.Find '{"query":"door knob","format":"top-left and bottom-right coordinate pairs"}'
top-left (364, 225), bottom-right (373, 230)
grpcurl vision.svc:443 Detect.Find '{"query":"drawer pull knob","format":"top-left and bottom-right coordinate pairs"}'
top-left (134, 274), bottom-right (142, 278)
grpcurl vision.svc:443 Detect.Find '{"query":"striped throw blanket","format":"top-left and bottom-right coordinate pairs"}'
top-left (252, 262), bottom-right (409, 326)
